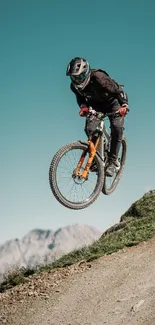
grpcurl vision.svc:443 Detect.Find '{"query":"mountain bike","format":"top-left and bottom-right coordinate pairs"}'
top-left (49, 109), bottom-right (127, 210)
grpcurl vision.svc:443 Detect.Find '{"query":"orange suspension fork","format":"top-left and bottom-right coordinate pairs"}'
top-left (73, 149), bottom-right (87, 176)
top-left (73, 137), bottom-right (100, 179)
top-left (81, 137), bottom-right (100, 179)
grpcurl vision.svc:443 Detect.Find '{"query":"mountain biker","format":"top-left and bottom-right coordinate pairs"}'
top-left (66, 57), bottom-right (129, 177)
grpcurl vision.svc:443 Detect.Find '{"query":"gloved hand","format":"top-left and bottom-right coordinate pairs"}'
top-left (119, 104), bottom-right (129, 116)
top-left (79, 106), bottom-right (97, 117)
top-left (79, 107), bottom-right (89, 117)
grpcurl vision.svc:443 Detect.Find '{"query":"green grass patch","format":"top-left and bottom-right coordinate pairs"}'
top-left (1, 211), bottom-right (155, 293)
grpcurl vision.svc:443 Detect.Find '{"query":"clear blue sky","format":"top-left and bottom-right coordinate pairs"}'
top-left (1, 0), bottom-right (155, 243)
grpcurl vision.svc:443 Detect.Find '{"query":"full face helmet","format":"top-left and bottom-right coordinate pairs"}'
top-left (66, 57), bottom-right (91, 89)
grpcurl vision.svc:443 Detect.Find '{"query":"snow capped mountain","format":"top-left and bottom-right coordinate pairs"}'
top-left (0, 224), bottom-right (102, 277)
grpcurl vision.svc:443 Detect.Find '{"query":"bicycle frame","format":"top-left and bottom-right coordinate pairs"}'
top-left (73, 122), bottom-right (111, 179)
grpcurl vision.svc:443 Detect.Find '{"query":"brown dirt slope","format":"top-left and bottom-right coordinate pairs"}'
top-left (1, 190), bottom-right (155, 325)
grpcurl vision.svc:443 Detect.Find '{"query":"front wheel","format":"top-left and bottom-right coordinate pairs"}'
top-left (49, 141), bottom-right (104, 210)
top-left (102, 137), bottom-right (127, 195)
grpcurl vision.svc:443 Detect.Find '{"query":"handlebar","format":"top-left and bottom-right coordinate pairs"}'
top-left (88, 110), bottom-right (119, 119)
top-left (87, 107), bottom-right (129, 119)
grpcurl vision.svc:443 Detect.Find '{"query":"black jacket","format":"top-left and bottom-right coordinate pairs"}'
top-left (70, 69), bottom-right (128, 112)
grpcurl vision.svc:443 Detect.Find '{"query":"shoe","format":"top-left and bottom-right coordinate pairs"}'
top-left (105, 159), bottom-right (120, 177)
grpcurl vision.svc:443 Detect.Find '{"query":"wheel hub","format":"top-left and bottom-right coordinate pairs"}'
top-left (72, 167), bottom-right (88, 184)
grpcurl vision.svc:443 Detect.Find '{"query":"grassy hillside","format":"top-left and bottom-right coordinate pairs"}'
top-left (1, 190), bottom-right (155, 293)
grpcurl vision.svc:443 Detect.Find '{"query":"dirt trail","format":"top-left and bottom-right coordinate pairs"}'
top-left (1, 237), bottom-right (155, 325)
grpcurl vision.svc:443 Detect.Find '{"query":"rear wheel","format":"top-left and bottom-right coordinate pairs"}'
top-left (102, 137), bottom-right (127, 195)
top-left (49, 141), bottom-right (105, 210)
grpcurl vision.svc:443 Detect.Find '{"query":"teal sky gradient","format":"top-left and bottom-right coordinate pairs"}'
top-left (1, 0), bottom-right (155, 243)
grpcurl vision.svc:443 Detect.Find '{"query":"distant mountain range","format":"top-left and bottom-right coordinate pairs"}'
top-left (0, 224), bottom-right (102, 278)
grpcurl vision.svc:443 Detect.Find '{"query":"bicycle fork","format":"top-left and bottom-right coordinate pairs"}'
top-left (73, 136), bottom-right (101, 179)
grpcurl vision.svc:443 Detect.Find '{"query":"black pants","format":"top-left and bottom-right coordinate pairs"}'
top-left (84, 99), bottom-right (125, 161)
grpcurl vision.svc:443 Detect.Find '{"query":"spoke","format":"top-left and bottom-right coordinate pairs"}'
top-left (63, 154), bottom-right (74, 171)
top-left (56, 147), bottom-right (99, 204)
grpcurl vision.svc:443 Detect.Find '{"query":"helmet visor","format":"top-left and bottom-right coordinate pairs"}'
top-left (71, 71), bottom-right (88, 84)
